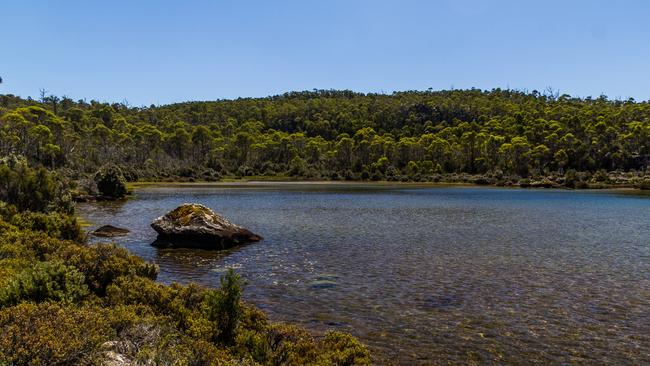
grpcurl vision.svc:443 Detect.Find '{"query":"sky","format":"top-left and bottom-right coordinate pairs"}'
top-left (1, 0), bottom-right (649, 105)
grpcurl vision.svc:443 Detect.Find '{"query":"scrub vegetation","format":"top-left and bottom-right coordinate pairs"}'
top-left (0, 160), bottom-right (370, 365)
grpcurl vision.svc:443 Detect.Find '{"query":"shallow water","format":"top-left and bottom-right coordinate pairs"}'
top-left (77, 183), bottom-right (650, 365)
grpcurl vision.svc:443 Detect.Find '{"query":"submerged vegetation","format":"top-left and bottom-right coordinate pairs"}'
top-left (0, 160), bottom-right (370, 365)
top-left (0, 89), bottom-right (649, 188)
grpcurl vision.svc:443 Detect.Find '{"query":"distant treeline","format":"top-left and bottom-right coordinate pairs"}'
top-left (1, 89), bottom-right (649, 182)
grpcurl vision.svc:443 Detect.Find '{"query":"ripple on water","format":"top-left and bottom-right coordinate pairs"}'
top-left (78, 184), bottom-right (650, 365)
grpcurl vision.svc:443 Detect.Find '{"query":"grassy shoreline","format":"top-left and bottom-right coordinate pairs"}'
top-left (125, 177), bottom-right (643, 191)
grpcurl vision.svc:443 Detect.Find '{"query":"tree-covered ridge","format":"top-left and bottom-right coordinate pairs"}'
top-left (1, 89), bottom-right (649, 183)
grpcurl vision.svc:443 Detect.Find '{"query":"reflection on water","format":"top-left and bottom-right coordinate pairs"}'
top-left (77, 184), bottom-right (650, 365)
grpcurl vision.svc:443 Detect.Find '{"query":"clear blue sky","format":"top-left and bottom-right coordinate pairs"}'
top-left (2, 0), bottom-right (649, 105)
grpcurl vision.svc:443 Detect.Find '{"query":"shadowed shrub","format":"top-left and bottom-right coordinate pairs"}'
top-left (94, 163), bottom-right (128, 198)
top-left (0, 261), bottom-right (88, 307)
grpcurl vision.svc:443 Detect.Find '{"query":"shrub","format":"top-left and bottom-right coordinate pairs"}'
top-left (591, 169), bottom-right (610, 183)
top-left (254, 323), bottom-right (317, 365)
top-left (177, 166), bottom-right (196, 178)
top-left (310, 331), bottom-right (371, 365)
top-left (237, 325), bottom-right (371, 366)
top-left (636, 179), bottom-right (650, 190)
top-left (204, 269), bottom-right (244, 345)
top-left (106, 276), bottom-right (211, 338)
top-left (0, 302), bottom-right (112, 365)
top-left (93, 163), bottom-right (128, 198)
top-left (58, 243), bottom-right (158, 296)
top-left (289, 156), bottom-right (307, 176)
top-left (0, 156), bottom-right (73, 213)
top-left (9, 210), bottom-right (82, 241)
top-left (201, 168), bottom-right (221, 182)
top-left (564, 169), bottom-right (578, 188)
top-left (0, 261), bottom-right (89, 307)
top-left (236, 165), bottom-right (254, 177)
top-left (0, 227), bottom-right (69, 263)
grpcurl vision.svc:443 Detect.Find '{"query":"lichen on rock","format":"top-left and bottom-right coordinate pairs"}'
top-left (150, 203), bottom-right (262, 249)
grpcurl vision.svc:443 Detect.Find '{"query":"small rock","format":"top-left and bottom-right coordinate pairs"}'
top-left (92, 225), bottom-right (130, 237)
top-left (309, 280), bottom-right (337, 289)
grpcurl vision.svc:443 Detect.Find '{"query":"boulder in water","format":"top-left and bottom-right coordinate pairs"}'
top-left (150, 203), bottom-right (262, 249)
top-left (91, 225), bottom-right (130, 237)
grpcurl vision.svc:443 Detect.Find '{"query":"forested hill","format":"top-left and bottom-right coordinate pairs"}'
top-left (1, 89), bottom-right (649, 184)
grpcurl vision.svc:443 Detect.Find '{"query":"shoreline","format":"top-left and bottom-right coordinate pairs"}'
top-left (75, 179), bottom-right (650, 365)
top-left (125, 179), bottom-right (642, 191)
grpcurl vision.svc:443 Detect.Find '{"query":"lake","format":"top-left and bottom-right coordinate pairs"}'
top-left (77, 183), bottom-right (650, 365)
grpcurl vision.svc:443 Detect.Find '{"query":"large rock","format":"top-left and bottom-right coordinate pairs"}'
top-left (151, 203), bottom-right (262, 249)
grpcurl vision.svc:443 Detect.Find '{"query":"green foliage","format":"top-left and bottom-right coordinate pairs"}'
top-left (3, 89), bottom-right (649, 183)
top-left (316, 331), bottom-right (372, 366)
top-left (591, 169), bottom-right (610, 183)
top-left (0, 222), bottom-right (370, 364)
top-left (564, 169), bottom-right (578, 188)
top-left (0, 155), bottom-right (73, 213)
top-left (0, 261), bottom-right (89, 307)
top-left (0, 126), bottom-right (372, 365)
top-left (5, 208), bottom-right (82, 240)
top-left (93, 163), bottom-right (128, 198)
top-left (0, 302), bottom-right (112, 366)
top-left (59, 243), bottom-right (159, 296)
top-left (205, 269), bottom-right (244, 345)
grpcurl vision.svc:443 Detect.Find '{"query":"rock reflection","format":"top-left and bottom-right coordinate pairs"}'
top-left (78, 184), bottom-right (650, 365)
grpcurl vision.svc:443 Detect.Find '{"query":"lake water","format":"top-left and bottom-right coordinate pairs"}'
top-left (77, 183), bottom-right (650, 365)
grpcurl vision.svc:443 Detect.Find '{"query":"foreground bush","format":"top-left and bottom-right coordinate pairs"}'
top-left (4, 208), bottom-right (82, 240)
top-left (0, 302), bottom-right (112, 365)
top-left (0, 261), bottom-right (88, 307)
top-left (0, 160), bottom-right (370, 365)
top-left (0, 223), bottom-right (370, 365)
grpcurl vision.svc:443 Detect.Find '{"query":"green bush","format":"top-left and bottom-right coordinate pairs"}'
top-left (0, 261), bottom-right (89, 307)
top-left (315, 331), bottom-right (372, 365)
top-left (8, 210), bottom-right (82, 241)
top-left (204, 269), bottom-right (244, 346)
top-left (564, 169), bottom-right (578, 188)
top-left (0, 302), bottom-right (112, 366)
top-left (591, 169), bottom-right (610, 183)
top-left (0, 156), bottom-right (73, 213)
top-left (106, 276), bottom-right (212, 338)
top-left (93, 163), bottom-right (128, 198)
top-left (58, 243), bottom-right (159, 296)
top-left (0, 161), bottom-right (371, 365)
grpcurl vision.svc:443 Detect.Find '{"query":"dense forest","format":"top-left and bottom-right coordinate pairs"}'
top-left (1, 89), bottom-right (649, 188)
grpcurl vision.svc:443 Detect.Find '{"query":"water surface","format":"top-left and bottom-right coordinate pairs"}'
top-left (78, 183), bottom-right (650, 365)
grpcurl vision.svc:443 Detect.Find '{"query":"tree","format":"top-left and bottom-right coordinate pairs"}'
top-left (204, 269), bottom-right (243, 345)
top-left (0, 88), bottom-right (647, 183)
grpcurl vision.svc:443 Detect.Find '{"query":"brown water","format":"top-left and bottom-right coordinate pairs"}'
top-left (77, 183), bottom-right (650, 365)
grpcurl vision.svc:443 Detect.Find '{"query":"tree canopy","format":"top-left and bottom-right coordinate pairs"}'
top-left (1, 89), bottom-right (648, 183)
